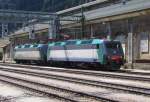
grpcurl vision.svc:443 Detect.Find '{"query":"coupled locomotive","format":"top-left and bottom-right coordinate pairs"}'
top-left (14, 39), bottom-right (124, 70)
top-left (14, 44), bottom-right (47, 64)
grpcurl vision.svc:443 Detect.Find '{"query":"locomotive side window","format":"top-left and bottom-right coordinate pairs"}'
top-left (81, 40), bottom-right (93, 44)
top-left (18, 45), bottom-right (22, 48)
top-left (55, 42), bottom-right (61, 46)
top-left (66, 41), bottom-right (76, 45)
top-left (24, 45), bottom-right (30, 48)
top-left (33, 44), bottom-right (38, 47)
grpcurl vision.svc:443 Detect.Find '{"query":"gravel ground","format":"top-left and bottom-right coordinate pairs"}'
top-left (0, 70), bottom-right (149, 102)
top-left (0, 96), bottom-right (11, 102)
top-left (0, 81), bottom-right (62, 102)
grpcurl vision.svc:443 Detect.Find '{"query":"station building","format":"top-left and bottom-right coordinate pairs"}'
top-left (3, 0), bottom-right (150, 66)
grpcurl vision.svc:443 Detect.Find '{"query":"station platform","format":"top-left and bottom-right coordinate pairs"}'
top-left (135, 59), bottom-right (150, 63)
top-left (121, 68), bottom-right (150, 74)
top-left (124, 62), bottom-right (150, 70)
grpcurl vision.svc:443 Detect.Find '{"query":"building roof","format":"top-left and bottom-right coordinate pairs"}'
top-left (0, 38), bottom-right (10, 48)
top-left (10, 23), bottom-right (49, 37)
top-left (57, 0), bottom-right (108, 15)
top-left (11, 0), bottom-right (150, 37)
top-left (84, 0), bottom-right (150, 21)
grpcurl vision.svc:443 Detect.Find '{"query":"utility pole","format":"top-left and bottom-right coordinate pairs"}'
top-left (48, 16), bottom-right (60, 40)
top-left (90, 24), bottom-right (94, 38)
top-left (81, 6), bottom-right (85, 39)
top-left (0, 0), bottom-right (16, 38)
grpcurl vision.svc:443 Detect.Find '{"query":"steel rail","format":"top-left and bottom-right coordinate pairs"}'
top-left (0, 71), bottom-right (118, 102)
top-left (0, 63), bottom-right (150, 82)
top-left (0, 67), bottom-right (149, 97)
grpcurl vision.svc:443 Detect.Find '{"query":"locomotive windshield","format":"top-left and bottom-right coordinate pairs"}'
top-left (105, 41), bottom-right (123, 55)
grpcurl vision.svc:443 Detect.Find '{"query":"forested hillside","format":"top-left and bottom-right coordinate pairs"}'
top-left (0, 0), bottom-right (95, 12)
top-left (0, 0), bottom-right (95, 37)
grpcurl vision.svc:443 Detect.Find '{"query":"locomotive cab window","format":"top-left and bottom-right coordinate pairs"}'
top-left (105, 42), bottom-right (123, 55)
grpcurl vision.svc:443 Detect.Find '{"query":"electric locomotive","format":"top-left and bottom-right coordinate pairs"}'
top-left (47, 39), bottom-right (124, 70)
top-left (14, 44), bottom-right (47, 64)
top-left (14, 39), bottom-right (124, 70)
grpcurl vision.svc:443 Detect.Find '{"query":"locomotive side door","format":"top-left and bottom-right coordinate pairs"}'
top-left (97, 44), bottom-right (104, 64)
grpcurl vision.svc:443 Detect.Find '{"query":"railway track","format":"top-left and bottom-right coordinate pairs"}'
top-left (0, 63), bottom-right (149, 99)
top-left (2, 62), bottom-right (150, 76)
top-left (0, 66), bottom-right (150, 96)
top-left (0, 71), bottom-right (117, 102)
top-left (0, 63), bottom-right (150, 82)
